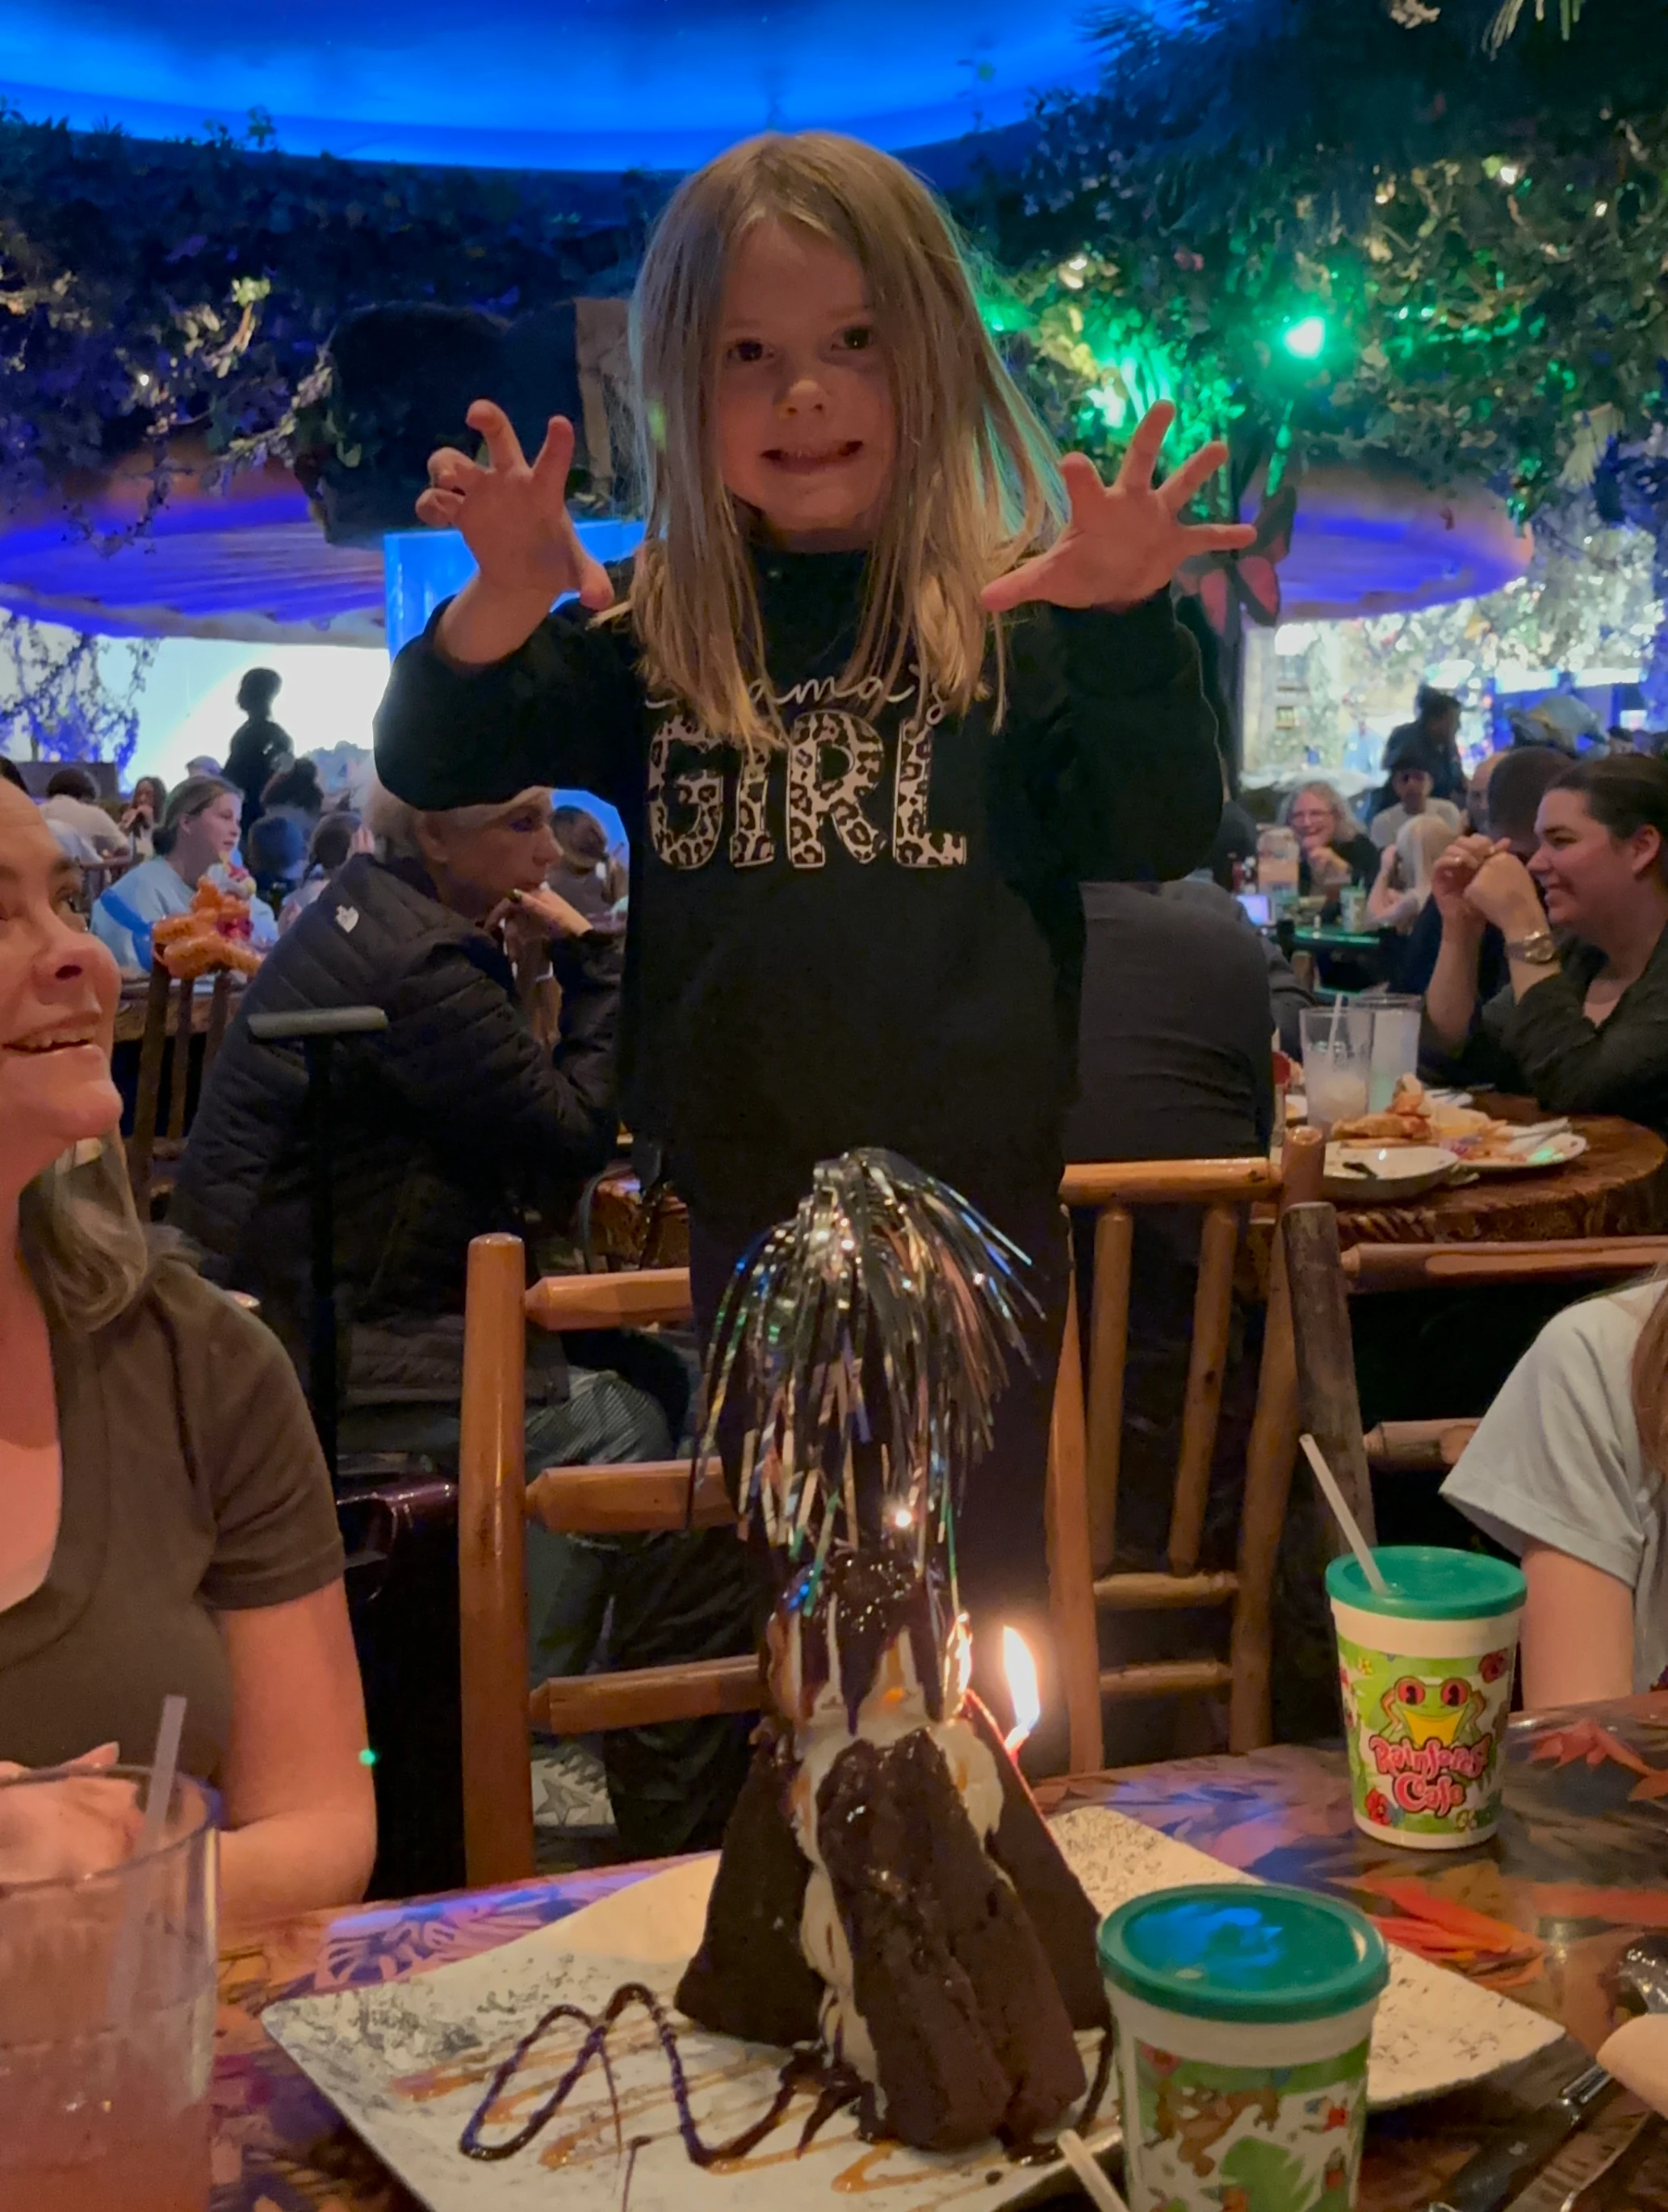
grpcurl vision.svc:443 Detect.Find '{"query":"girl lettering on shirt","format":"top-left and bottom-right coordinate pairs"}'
top-left (375, 132), bottom-right (1250, 1771)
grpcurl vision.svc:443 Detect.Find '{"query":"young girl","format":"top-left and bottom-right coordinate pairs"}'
top-left (1443, 1275), bottom-right (1668, 1703)
top-left (375, 131), bottom-right (1247, 1807)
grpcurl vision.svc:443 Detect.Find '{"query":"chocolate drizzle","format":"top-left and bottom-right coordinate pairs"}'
top-left (459, 1981), bottom-right (861, 2170)
top-left (457, 1975), bottom-right (1113, 2179)
top-left (790, 1547), bottom-right (951, 1730)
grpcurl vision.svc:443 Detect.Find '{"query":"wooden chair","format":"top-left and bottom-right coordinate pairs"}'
top-left (126, 963), bottom-right (236, 1214)
top-left (1298, 1224), bottom-right (1668, 1480)
top-left (459, 1238), bottom-right (755, 1885)
top-left (1045, 1128), bottom-right (1326, 1777)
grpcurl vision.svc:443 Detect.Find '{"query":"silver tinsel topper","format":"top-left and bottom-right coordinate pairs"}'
top-left (697, 1149), bottom-right (1037, 1587)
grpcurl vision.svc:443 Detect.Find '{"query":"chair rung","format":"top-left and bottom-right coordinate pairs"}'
top-left (525, 1268), bottom-right (694, 1331)
top-left (1098, 1659), bottom-right (1234, 1702)
top-left (525, 1459), bottom-right (733, 1534)
top-left (530, 1656), bottom-right (761, 1734)
top-left (1093, 1570), bottom-right (1238, 1612)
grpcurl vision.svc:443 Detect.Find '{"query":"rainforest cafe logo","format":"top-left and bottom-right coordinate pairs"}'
top-left (1366, 1732), bottom-right (1489, 1817)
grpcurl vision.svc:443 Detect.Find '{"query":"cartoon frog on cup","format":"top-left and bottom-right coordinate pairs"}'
top-left (1377, 1670), bottom-right (1486, 1748)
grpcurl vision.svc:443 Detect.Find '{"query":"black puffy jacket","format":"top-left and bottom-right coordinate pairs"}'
top-left (170, 854), bottom-right (619, 1402)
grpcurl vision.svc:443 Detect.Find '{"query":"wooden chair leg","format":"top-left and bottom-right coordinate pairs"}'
top-left (1226, 1128), bottom-right (1323, 1753)
top-left (204, 968), bottom-right (233, 1073)
top-left (1046, 1265), bottom-right (1104, 1776)
top-left (1084, 1205), bottom-right (1132, 1576)
top-left (126, 961), bottom-right (172, 1211)
top-left (1167, 1202), bottom-right (1238, 1576)
top-left (1284, 1201), bottom-right (1377, 1549)
top-left (166, 972), bottom-right (194, 1142)
top-left (459, 1233), bottom-right (534, 1887)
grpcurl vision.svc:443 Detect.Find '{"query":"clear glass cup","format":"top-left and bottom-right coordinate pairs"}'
top-left (1300, 1003), bottom-right (1374, 1134)
top-left (1367, 995), bottom-right (1423, 1113)
top-left (0, 1767), bottom-right (218, 2212)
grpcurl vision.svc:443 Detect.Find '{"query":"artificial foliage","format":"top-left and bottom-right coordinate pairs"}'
top-left (0, 107), bottom-right (651, 529)
top-left (969, 0), bottom-right (1668, 518)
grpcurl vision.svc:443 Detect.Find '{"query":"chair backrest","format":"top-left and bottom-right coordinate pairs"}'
top-left (457, 1238), bottom-right (740, 1886)
top-left (126, 963), bottom-right (235, 1213)
top-left (460, 1137), bottom-right (1331, 1879)
top-left (1045, 1129), bottom-right (1326, 1776)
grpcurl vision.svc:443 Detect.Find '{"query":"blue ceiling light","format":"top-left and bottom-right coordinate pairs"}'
top-left (1280, 314), bottom-right (1328, 362)
top-left (0, 0), bottom-right (1134, 171)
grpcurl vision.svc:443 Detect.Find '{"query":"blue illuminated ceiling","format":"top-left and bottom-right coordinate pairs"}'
top-left (1, 0), bottom-right (1110, 170)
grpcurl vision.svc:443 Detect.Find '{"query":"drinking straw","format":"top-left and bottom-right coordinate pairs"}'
top-left (1300, 1433), bottom-right (1389, 1595)
top-left (107, 1694), bottom-right (186, 2021)
top-left (1056, 2128), bottom-right (1129, 2212)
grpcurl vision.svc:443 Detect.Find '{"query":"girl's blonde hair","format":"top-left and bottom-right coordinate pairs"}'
top-left (19, 1135), bottom-right (152, 1336)
top-left (627, 131), bottom-right (1066, 749)
top-left (1394, 811), bottom-right (1459, 904)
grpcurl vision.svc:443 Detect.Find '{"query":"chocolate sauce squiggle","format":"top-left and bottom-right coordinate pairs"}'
top-left (459, 1981), bottom-right (853, 2168)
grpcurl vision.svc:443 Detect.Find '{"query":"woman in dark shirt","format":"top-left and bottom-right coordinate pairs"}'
top-left (1424, 756), bottom-right (1668, 1134)
top-left (1285, 780), bottom-right (1377, 900)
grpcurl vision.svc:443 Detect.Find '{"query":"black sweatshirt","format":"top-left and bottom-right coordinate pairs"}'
top-left (374, 549), bottom-right (1223, 1238)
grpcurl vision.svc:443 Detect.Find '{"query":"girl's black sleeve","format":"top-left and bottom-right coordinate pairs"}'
top-left (373, 596), bottom-right (644, 821)
top-left (1012, 595), bottom-right (1226, 885)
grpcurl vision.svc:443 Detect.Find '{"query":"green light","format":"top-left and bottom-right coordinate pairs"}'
top-left (358, 1747), bottom-right (379, 1767)
top-left (1281, 315), bottom-right (1327, 361)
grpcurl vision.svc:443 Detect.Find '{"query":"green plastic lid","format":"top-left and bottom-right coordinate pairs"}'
top-left (1326, 1544), bottom-right (1527, 1622)
top-left (1098, 1884), bottom-right (1389, 2025)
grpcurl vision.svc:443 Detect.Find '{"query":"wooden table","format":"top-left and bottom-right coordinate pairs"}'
top-left (211, 1692), bottom-right (1668, 2209)
top-left (1333, 1102), bottom-right (1668, 1249)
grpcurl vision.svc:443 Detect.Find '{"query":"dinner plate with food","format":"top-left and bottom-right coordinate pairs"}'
top-left (1328, 1078), bottom-right (1588, 1177)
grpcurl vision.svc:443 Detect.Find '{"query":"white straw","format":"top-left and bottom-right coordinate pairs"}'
top-left (1300, 1434), bottom-right (1389, 1594)
top-left (1326, 991), bottom-right (1345, 1052)
top-left (107, 1694), bottom-right (186, 2020)
top-left (1056, 2128), bottom-right (1129, 2212)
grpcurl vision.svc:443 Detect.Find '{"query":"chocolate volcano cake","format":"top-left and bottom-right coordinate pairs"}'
top-left (673, 1150), bottom-right (1108, 2155)
top-left (677, 1549), bottom-right (1109, 2151)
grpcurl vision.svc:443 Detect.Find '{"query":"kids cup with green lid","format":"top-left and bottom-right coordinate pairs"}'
top-left (1327, 1546), bottom-right (1526, 1850)
top-left (1098, 1883), bottom-right (1389, 2212)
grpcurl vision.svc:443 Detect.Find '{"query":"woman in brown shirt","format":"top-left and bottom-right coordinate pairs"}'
top-left (0, 780), bottom-right (375, 1919)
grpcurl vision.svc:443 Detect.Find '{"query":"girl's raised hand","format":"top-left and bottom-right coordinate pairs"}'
top-left (981, 402), bottom-right (1255, 615)
top-left (417, 402), bottom-right (614, 614)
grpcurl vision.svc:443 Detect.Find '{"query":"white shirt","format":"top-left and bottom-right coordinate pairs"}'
top-left (40, 792), bottom-right (130, 858)
top-left (1442, 1285), bottom-right (1668, 1692)
top-left (1370, 798), bottom-right (1463, 850)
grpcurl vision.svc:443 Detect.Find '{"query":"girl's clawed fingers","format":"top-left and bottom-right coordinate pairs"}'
top-left (464, 399), bottom-right (530, 475)
top-left (1179, 522), bottom-right (1258, 556)
top-left (1114, 401), bottom-right (1178, 492)
top-left (425, 445), bottom-right (480, 493)
top-left (415, 489), bottom-right (466, 527)
top-left (1160, 439), bottom-right (1232, 513)
top-left (530, 415), bottom-right (579, 489)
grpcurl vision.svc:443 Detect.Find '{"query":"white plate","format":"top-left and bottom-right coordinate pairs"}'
top-left (1323, 1144), bottom-right (1459, 1201)
top-left (1448, 1130), bottom-right (1590, 1177)
top-left (262, 1809), bottom-right (1561, 2212)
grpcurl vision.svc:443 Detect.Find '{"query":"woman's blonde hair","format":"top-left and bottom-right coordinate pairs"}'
top-left (19, 1135), bottom-right (152, 1335)
top-left (361, 779), bottom-right (551, 863)
top-left (626, 131), bottom-right (1066, 749)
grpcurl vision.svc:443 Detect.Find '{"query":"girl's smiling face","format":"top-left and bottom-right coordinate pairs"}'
top-left (715, 219), bottom-right (896, 550)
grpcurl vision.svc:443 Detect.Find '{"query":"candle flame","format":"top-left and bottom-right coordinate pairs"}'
top-left (1001, 1626), bottom-right (1041, 1755)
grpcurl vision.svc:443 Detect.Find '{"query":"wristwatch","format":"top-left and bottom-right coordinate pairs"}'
top-left (1504, 927), bottom-right (1559, 966)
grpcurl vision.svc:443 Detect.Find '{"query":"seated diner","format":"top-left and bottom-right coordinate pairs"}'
top-left (91, 773), bottom-right (278, 974)
top-left (0, 778), bottom-right (374, 1916)
top-left (1423, 754), bottom-right (1668, 1135)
